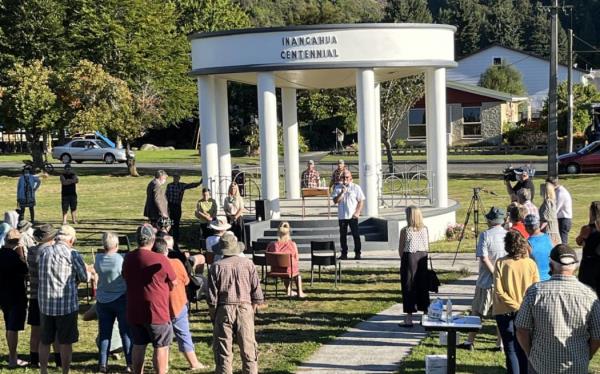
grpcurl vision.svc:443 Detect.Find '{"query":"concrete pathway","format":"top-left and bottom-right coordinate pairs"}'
top-left (296, 275), bottom-right (478, 374)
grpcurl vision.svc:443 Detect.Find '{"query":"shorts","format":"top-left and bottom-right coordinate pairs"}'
top-left (27, 298), bottom-right (41, 326)
top-left (471, 286), bottom-right (493, 317)
top-left (40, 311), bottom-right (79, 345)
top-left (1, 300), bottom-right (27, 331)
top-left (61, 195), bottom-right (78, 212)
top-left (129, 322), bottom-right (173, 348)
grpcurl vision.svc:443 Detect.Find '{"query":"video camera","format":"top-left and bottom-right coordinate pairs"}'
top-left (503, 165), bottom-right (536, 182)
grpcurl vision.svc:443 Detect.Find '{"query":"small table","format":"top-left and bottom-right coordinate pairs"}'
top-left (421, 315), bottom-right (482, 374)
top-left (301, 188), bottom-right (331, 218)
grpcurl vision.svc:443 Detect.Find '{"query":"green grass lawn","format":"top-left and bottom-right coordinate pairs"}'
top-left (1, 150), bottom-right (545, 166)
top-left (0, 172), bottom-right (598, 372)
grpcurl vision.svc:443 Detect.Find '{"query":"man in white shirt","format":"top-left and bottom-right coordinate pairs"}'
top-left (547, 177), bottom-right (572, 244)
top-left (331, 171), bottom-right (365, 260)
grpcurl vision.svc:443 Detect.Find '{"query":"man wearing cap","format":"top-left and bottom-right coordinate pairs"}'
top-left (524, 214), bottom-right (554, 281)
top-left (459, 207), bottom-right (507, 351)
top-left (330, 159), bottom-right (348, 188)
top-left (301, 160), bottom-right (321, 188)
top-left (332, 171), bottom-right (365, 260)
top-left (516, 244), bottom-right (600, 373)
top-left (27, 223), bottom-right (57, 368)
top-left (208, 232), bottom-right (264, 374)
top-left (60, 164), bottom-right (79, 225)
top-left (123, 224), bottom-right (176, 374)
top-left (38, 225), bottom-right (91, 374)
top-left (144, 170), bottom-right (169, 227)
top-left (166, 174), bottom-right (201, 242)
top-left (0, 229), bottom-right (29, 368)
top-left (546, 177), bottom-right (573, 244)
top-left (505, 169), bottom-right (535, 202)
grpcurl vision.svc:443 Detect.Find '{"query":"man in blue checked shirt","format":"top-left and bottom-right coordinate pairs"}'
top-left (38, 225), bottom-right (91, 374)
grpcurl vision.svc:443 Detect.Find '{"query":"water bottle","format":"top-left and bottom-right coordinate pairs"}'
top-left (446, 298), bottom-right (453, 322)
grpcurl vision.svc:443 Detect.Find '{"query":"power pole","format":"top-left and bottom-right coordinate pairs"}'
top-left (548, 0), bottom-right (559, 177)
top-left (567, 29), bottom-right (574, 153)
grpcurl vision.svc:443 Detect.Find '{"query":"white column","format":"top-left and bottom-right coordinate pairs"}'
top-left (425, 68), bottom-right (448, 208)
top-left (257, 72), bottom-right (280, 218)
top-left (356, 68), bottom-right (378, 217)
top-left (374, 83), bottom-right (383, 204)
top-left (197, 76), bottom-right (219, 195)
top-left (215, 78), bottom-right (232, 201)
top-left (282, 87), bottom-right (301, 199)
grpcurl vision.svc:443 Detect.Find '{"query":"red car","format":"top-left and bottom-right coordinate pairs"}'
top-left (559, 141), bottom-right (600, 174)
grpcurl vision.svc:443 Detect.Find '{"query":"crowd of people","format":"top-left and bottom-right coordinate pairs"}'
top-left (4, 160), bottom-right (600, 373)
top-left (399, 172), bottom-right (600, 374)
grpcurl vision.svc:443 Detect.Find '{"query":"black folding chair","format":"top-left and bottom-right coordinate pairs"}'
top-left (118, 235), bottom-right (131, 253)
top-left (252, 241), bottom-right (270, 283)
top-left (310, 240), bottom-right (341, 287)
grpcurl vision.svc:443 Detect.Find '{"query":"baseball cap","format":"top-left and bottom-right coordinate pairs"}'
top-left (524, 214), bottom-right (540, 227)
top-left (136, 223), bottom-right (155, 243)
top-left (308, 160), bottom-right (314, 165)
top-left (337, 159), bottom-right (345, 164)
top-left (550, 244), bottom-right (578, 265)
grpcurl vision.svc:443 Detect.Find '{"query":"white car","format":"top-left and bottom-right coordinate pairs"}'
top-left (52, 139), bottom-right (132, 164)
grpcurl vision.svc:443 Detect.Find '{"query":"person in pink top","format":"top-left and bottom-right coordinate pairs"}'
top-left (266, 222), bottom-right (306, 298)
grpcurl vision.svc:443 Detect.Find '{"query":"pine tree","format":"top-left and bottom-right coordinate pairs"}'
top-left (385, 0), bottom-right (433, 23)
top-left (439, 0), bottom-right (484, 58)
top-left (484, 0), bottom-right (523, 49)
top-left (526, 2), bottom-right (551, 59)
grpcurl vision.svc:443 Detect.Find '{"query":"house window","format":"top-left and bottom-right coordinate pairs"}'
top-left (462, 107), bottom-right (482, 138)
top-left (408, 108), bottom-right (426, 139)
top-left (493, 57), bottom-right (503, 65)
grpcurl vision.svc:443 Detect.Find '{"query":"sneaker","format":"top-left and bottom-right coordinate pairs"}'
top-left (338, 254), bottom-right (348, 260)
top-left (457, 342), bottom-right (474, 351)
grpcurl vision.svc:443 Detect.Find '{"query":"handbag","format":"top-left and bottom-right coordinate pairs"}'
top-left (427, 256), bottom-right (441, 293)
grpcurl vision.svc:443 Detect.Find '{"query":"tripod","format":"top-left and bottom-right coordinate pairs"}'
top-left (451, 187), bottom-right (488, 266)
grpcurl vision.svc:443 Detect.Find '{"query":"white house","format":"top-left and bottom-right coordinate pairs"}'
top-left (447, 44), bottom-right (591, 115)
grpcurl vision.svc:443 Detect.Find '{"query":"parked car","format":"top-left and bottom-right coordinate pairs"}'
top-left (558, 141), bottom-right (600, 174)
top-left (51, 139), bottom-right (131, 164)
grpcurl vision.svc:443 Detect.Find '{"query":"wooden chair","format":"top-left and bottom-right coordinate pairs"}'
top-left (252, 241), bottom-right (269, 283)
top-left (118, 235), bottom-right (131, 253)
top-left (265, 252), bottom-right (298, 298)
top-left (310, 240), bottom-right (341, 286)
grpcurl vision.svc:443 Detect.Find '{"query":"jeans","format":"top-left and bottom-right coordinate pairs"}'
top-left (172, 304), bottom-right (194, 353)
top-left (558, 218), bottom-right (572, 245)
top-left (97, 295), bottom-right (132, 367)
top-left (339, 218), bottom-right (361, 256)
top-left (496, 313), bottom-right (528, 374)
top-left (18, 206), bottom-right (34, 223)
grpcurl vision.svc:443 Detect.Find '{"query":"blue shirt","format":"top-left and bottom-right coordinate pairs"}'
top-left (528, 233), bottom-right (553, 281)
top-left (476, 225), bottom-right (507, 288)
top-left (94, 253), bottom-right (127, 303)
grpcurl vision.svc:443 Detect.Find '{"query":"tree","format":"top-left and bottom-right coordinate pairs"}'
top-left (483, 0), bottom-right (523, 49)
top-left (174, 0), bottom-right (251, 34)
top-left (541, 82), bottom-right (600, 136)
top-left (380, 75), bottom-right (425, 173)
top-left (0, 60), bottom-right (60, 169)
top-left (438, 0), bottom-right (485, 58)
top-left (385, 0), bottom-right (432, 23)
top-left (478, 62), bottom-right (527, 96)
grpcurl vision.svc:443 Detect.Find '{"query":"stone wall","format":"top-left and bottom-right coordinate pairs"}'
top-left (480, 102), bottom-right (502, 145)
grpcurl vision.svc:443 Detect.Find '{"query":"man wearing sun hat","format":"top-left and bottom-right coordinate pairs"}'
top-left (459, 206), bottom-right (507, 351)
top-left (208, 232), bottom-right (263, 374)
top-left (27, 223), bottom-right (58, 368)
top-left (516, 244), bottom-right (600, 373)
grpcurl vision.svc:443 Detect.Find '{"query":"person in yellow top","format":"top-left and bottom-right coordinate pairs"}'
top-left (493, 230), bottom-right (540, 374)
top-left (194, 188), bottom-right (217, 239)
